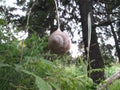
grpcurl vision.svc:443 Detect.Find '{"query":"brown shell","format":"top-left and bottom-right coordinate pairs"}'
top-left (48, 29), bottom-right (71, 54)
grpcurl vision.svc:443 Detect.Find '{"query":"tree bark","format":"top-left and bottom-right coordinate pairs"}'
top-left (79, 0), bottom-right (105, 84)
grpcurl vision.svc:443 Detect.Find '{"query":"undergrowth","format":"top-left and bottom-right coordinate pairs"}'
top-left (0, 33), bottom-right (94, 90)
top-left (1, 32), bottom-right (120, 90)
top-left (105, 64), bottom-right (120, 90)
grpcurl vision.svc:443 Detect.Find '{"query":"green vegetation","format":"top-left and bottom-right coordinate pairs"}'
top-left (0, 0), bottom-right (120, 89)
top-left (0, 30), bottom-right (120, 90)
top-left (108, 80), bottom-right (120, 90)
top-left (0, 33), bottom-right (94, 90)
top-left (105, 64), bottom-right (120, 90)
top-left (105, 64), bottom-right (120, 78)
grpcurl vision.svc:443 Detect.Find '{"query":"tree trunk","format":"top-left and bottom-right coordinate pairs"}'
top-left (110, 24), bottom-right (120, 62)
top-left (79, 0), bottom-right (105, 84)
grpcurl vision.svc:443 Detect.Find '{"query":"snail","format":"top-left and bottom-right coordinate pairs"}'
top-left (48, 28), bottom-right (71, 54)
top-left (48, 0), bottom-right (71, 54)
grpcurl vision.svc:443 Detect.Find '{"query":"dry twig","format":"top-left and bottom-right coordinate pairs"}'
top-left (97, 71), bottom-right (120, 90)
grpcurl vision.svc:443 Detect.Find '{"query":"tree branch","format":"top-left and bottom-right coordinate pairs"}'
top-left (97, 71), bottom-right (120, 90)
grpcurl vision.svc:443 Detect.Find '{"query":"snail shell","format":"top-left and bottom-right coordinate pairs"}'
top-left (48, 29), bottom-right (71, 54)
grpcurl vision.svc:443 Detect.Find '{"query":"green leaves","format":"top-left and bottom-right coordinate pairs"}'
top-left (0, 63), bottom-right (53, 90)
top-left (0, 57), bottom-right (94, 90)
top-left (0, 31), bottom-right (94, 90)
top-left (21, 70), bottom-right (52, 90)
top-left (0, 63), bottom-right (11, 67)
top-left (0, 19), bottom-right (5, 25)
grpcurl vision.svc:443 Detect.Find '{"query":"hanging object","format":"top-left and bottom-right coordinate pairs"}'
top-left (48, 28), bottom-right (71, 54)
top-left (48, 0), bottom-right (71, 54)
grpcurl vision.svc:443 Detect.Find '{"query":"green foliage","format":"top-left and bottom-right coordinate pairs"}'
top-left (0, 32), bottom-right (94, 90)
top-left (105, 64), bottom-right (120, 77)
top-left (0, 19), bottom-right (5, 25)
top-left (0, 40), bottom-right (20, 63)
top-left (24, 33), bottom-right (48, 56)
top-left (1, 0), bottom-right (120, 89)
top-left (108, 80), bottom-right (120, 90)
top-left (105, 64), bottom-right (120, 90)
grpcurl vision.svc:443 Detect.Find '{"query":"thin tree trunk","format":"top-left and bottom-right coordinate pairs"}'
top-left (110, 24), bottom-right (120, 62)
top-left (89, 26), bottom-right (105, 84)
top-left (79, 0), bottom-right (105, 84)
top-left (79, 0), bottom-right (89, 58)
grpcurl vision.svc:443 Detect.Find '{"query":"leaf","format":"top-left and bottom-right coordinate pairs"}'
top-left (40, 58), bottom-right (55, 67)
top-left (35, 76), bottom-right (52, 90)
top-left (21, 69), bottom-right (52, 90)
top-left (14, 64), bottom-right (23, 71)
top-left (0, 63), bottom-right (11, 67)
top-left (0, 64), bottom-right (52, 90)
top-left (49, 82), bottom-right (60, 90)
top-left (0, 19), bottom-right (5, 25)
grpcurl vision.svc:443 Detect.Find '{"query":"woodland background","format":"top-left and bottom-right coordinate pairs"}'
top-left (0, 0), bottom-right (120, 90)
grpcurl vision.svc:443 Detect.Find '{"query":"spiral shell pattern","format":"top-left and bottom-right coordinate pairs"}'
top-left (48, 29), bottom-right (71, 54)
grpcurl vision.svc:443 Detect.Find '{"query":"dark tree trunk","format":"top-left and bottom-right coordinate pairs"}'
top-left (79, 0), bottom-right (105, 84)
top-left (78, 0), bottom-right (89, 58)
top-left (110, 24), bottom-right (120, 62)
top-left (89, 26), bottom-right (105, 84)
